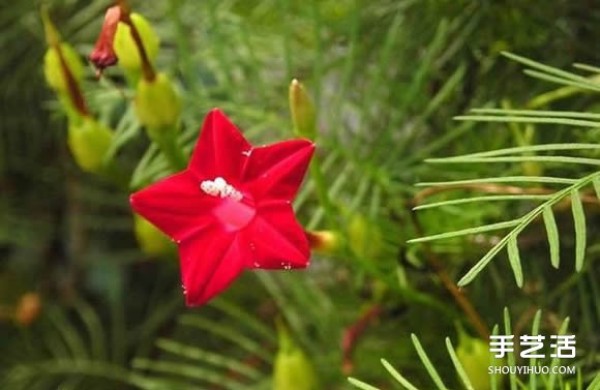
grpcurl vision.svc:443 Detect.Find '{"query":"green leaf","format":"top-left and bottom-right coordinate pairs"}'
top-left (490, 325), bottom-right (500, 390)
top-left (470, 108), bottom-right (600, 120)
top-left (407, 220), bottom-right (520, 244)
top-left (524, 69), bottom-right (600, 92)
top-left (593, 178), bottom-right (600, 201)
top-left (380, 359), bottom-right (420, 390)
top-left (445, 338), bottom-right (474, 390)
top-left (155, 340), bottom-right (262, 380)
top-left (411, 334), bottom-right (448, 390)
top-left (454, 115), bottom-right (600, 128)
top-left (571, 190), bottom-right (587, 271)
top-left (587, 372), bottom-right (600, 390)
top-left (178, 315), bottom-right (272, 362)
top-left (529, 310), bottom-right (543, 389)
top-left (414, 195), bottom-right (551, 211)
top-left (503, 308), bottom-right (517, 390)
top-left (448, 172), bottom-right (600, 287)
top-left (501, 52), bottom-right (600, 87)
top-left (416, 176), bottom-right (578, 187)
top-left (427, 155), bottom-right (600, 167)
top-left (548, 317), bottom-right (571, 389)
top-left (133, 359), bottom-right (246, 390)
top-left (347, 377), bottom-right (381, 390)
top-left (573, 63), bottom-right (600, 73)
top-left (434, 142), bottom-right (600, 158)
top-left (507, 236), bottom-right (524, 287)
top-left (458, 234), bottom-right (512, 287)
top-left (542, 206), bottom-right (560, 269)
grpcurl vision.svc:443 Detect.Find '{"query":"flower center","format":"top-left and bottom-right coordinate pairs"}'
top-left (200, 177), bottom-right (242, 201)
top-left (201, 177), bottom-right (255, 231)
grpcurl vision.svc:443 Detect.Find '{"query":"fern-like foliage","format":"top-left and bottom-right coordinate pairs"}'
top-left (348, 308), bottom-right (600, 390)
top-left (0, 293), bottom-right (276, 390)
top-left (409, 53), bottom-right (600, 288)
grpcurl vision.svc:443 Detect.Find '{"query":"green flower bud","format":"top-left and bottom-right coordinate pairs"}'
top-left (456, 332), bottom-right (504, 390)
top-left (68, 117), bottom-right (113, 173)
top-left (113, 13), bottom-right (159, 72)
top-left (44, 43), bottom-right (85, 93)
top-left (289, 79), bottom-right (317, 140)
top-left (134, 214), bottom-right (174, 256)
top-left (135, 73), bottom-right (181, 130)
top-left (273, 320), bottom-right (318, 390)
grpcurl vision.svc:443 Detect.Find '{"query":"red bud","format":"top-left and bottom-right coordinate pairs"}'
top-left (89, 6), bottom-right (122, 74)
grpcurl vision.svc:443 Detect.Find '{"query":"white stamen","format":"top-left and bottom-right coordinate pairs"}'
top-left (200, 177), bottom-right (243, 201)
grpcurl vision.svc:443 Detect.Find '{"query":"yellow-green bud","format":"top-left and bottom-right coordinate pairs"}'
top-left (134, 214), bottom-right (175, 256)
top-left (135, 73), bottom-right (181, 129)
top-left (305, 230), bottom-right (340, 254)
top-left (456, 332), bottom-right (504, 390)
top-left (289, 79), bottom-right (317, 139)
top-left (273, 320), bottom-right (318, 390)
top-left (44, 43), bottom-right (85, 93)
top-left (114, 13), bottom-right (159, 72)
top-left (68, 117), bottom-right (113, 173)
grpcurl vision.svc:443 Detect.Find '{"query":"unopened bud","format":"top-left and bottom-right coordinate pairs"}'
top-left (134, 214), bottom-right (175, 256)
top-left (456, 331), bottom-right (503, 390)
top-left (42, 10), bottom-right (88, 115)
top-left (113, 12), bottom-right (159, 72)
top-left (14, 293), bottom-right (42, 327)
top-left (44, 43), bottom-right (85, 94)
top-left (273, 319), bottom-right (319, 390)
top-left (289, 79), bottom-right (317, 139)
top-left (305, 230), bottom-right (340, 254)
top-left (135, 73), bottom-right (181, 130)
top-left (89, 6), bottom-right (122, 73)
top-left (68, 117), bottom-right (113, 173)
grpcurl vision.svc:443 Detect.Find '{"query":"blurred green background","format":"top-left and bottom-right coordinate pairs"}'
top-left (1, 0), bottom-right (600, 388)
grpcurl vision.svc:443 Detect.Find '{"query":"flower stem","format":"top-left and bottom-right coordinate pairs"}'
top-left (147, 126), bottom-right (186, 170)
top-left (56, 45), bottom-right (89, 117)
top-left (117, 0), bottom-right (156, 82)
top-left (409, 205), bottom-right (490, 340)
top-left (309, 154), bottom-right (336, 227)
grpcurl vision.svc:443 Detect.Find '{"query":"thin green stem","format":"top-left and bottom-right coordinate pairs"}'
top-left (148, 127), bottom-right (187, 170)
top-left (309, 154), bottom-right (335, 228)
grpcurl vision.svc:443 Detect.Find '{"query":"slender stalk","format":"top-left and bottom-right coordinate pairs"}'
top-left (309, 154), bottom-right (336, 227)
top-left (409, 207), bottom-right (490, 340)
top-left (414, 183), bottom-right (600, 206)
top-left (147, 127), bottom-right (187, 171)
top-left (117, 0), bottom-right (156, 82)
top-left (55, 45), bottom-right (89, 117)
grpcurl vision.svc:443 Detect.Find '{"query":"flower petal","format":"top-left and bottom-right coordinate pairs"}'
top-left (130, 171), bottom-right (217, 242)
top-left (243, 201), bottom-right (310, 269)
top-left (179, 228), bottom-right (246, 306)
top-left (243, 139), bottom-right (314, 201)
top-left (189, 109), bottom-right (252, 183)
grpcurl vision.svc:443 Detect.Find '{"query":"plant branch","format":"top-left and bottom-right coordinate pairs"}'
top-left (409, 205), bottom-right (490, 340)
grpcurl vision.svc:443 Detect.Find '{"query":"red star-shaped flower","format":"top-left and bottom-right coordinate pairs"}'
top-left (130, 109), bottom-right (315, 306)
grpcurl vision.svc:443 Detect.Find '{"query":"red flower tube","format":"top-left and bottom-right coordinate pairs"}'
top-left (89, 5), bottom-right (121, 72)
top-left (130, 109), bottom-right (315, 306)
